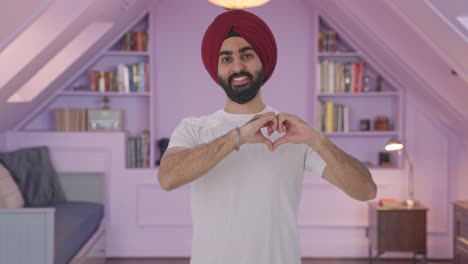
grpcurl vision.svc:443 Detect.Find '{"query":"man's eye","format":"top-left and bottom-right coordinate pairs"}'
top-left (222, 57), bottom-right (232, 63)
top-left (243, 54), bottom-right (253, 59)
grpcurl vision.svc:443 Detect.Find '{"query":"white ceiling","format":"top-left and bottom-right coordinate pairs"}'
top-left (427, 0), bottom-right (468, 44)
top-left (385, 0), bottom-right (468, 84)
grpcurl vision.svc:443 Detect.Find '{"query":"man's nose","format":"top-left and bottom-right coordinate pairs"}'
top-left (231, 59), bottom-right (246, 73)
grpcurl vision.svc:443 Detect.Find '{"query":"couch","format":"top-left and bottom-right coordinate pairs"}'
top-left (0, 146), bottom-right (105, 264)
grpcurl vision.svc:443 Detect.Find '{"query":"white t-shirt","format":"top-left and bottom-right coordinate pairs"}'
top-left (168, 106), bottom-right (326, 264)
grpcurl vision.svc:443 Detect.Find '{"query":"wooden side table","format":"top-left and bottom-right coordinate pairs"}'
top-left (453, 200), bottom-right (468, 264)
top-left (367, 202), bottom-right (428, 264)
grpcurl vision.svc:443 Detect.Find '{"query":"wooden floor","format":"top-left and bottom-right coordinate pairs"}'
top-left (106, 258), bottom-right (453, 264)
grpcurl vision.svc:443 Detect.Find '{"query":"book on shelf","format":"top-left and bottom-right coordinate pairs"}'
top-left (87, 62), bottom-right (149, 93)
top-left (317, 101), bottom-right (349, 133)
top-left (118, 31), bottom-right (149, 52)
top-left (318, 30), bottom-right (337, 52)
top-left (126, 130), bottom-right (150, 168)
top-left (317, 60), bottom-right (364, 94)
top-left (378, 198), bottom-right (401, 208)
top-left (53, 108), bottom-right (87, 131)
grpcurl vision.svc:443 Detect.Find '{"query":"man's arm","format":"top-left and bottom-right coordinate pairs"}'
top-left (272, 113), bottom-right (377, 201)
top-left (308, 133), bottom-right (376, 201)
top-left (158, 130), bottom-right (237, 191)
top-left (158, 112), bottom-right (278, 191)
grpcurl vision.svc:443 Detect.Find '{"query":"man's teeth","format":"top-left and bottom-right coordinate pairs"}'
top-left (233, 76), bottom-right (247, 81)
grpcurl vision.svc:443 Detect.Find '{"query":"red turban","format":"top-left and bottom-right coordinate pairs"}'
top-left (201, 10), bottom-right (277, 85)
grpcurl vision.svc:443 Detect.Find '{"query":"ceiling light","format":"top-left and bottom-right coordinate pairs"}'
top-left (208, 0), bottom-right (270, 9)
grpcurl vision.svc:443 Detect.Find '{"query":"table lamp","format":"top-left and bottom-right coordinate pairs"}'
top-left (384, 138), bottom-right (415, 207)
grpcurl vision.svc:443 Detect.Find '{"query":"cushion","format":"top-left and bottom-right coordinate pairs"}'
top-left (52, 201), bottom-right (104, 264)
top-left (0, 162), bottom-right (24, 208)
top-left (0, 146), bottom-right (67, 206)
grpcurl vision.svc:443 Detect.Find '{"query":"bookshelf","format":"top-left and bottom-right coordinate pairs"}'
top-left (20, 12), bottom-right (153, 169)
top-left (315, 17), bottom-right (402, 168)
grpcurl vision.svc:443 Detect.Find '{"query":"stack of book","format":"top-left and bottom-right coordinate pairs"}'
top-left (53, 108), bottom-right (87, 131)
top-left (118, 31), bottom-right (149, 52)
top-left (378, 198), bottom-right (401, 208)
top-left (126, 130), bottom-right (150, 168)
top-left (89, 62), bottom-right (149, 93)
top-left (318, 30), bottom-right (337, 52)
top-left (317, 60), bottom-right (365, 94)
top-left (316, 101), bottom-right (349, 133)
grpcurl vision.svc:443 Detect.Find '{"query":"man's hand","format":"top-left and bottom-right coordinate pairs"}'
top-left (240, 112), bottom-right (278, 151)
top-left (272, 113), bottom-right (318, 151)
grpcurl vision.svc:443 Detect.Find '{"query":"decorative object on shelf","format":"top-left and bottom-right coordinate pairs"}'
top-left (374, 115), bottom-right (389, 131)
top-left (208, 0), bottom-right (270, 9)
top-left (359, 119), bottom-right (370, 131)
top-left (385, 138), bottom-right (415, 207)
top-left (72, 85), bottom-right (88, 91)
top-left (362, 75), bottom-right (370, 92)
top-left (156, 138), bottom-right (170, 166)
top-left (102, 96), bottom-right (110, 109)
top-left (87, 96), bottom-right (124, 131)
top-left (376, 75), bottom-right (383, 92)
top-left (378, 151), bottom-right (391, 167)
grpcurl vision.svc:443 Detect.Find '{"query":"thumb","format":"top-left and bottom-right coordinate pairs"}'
top-left (272, 136), bottom-right (289, 151)
top-left (260, 136), bottom-right (273, 151)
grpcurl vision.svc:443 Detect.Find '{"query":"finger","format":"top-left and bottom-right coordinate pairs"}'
top-left (255, 134), bottom-right (273, 151)
top-left (269, 112), bottom-right (278, 131)
top-left (262, 114), bottom-right (278, 132)
top-left (267, 121), bottom-right (274, 136)
top-left (277, 113), bottom-right (288, 133)
top-left (255, 112), bottom-right (274, 125)
top-left (263, 138), bottom-right (273, 152)
top-left (272, 136), bottom-right (288, 151)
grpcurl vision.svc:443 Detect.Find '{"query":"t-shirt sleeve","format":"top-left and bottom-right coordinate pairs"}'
top-left (304, 145), bottom-right (327, 176)
top-left (167, 118), bottom-right (198, 149)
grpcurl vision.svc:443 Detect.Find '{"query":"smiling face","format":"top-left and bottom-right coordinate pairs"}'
top-left (217, 37), bottom-right (264, 104)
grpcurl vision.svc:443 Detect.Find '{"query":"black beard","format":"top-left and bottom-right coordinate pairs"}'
top-left (219, 69), bottom-right (264, 104)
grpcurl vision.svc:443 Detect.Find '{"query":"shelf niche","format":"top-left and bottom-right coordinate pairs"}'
top-left (315, 17), bottom-right (403, 169)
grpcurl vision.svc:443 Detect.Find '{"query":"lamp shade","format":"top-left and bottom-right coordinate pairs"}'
top-left (208, 0), bottom-right (270, 9)
top-left (385, 138), bottom-right (404, 152)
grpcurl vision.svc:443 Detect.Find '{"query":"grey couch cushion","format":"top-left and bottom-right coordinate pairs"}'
top-left (0, 146), bottom-right (67, 206)
top-left (52, 201), bottom-right (104, 264)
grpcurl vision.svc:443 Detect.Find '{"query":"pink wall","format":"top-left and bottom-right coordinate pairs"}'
top-left (153, 0), bottom-right (315, 138)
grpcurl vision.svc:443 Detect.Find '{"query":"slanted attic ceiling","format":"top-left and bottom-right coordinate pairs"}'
top-left (0, 0), bottom-right (153, 132)
top-left (307, 0), bottom-right (468, 135)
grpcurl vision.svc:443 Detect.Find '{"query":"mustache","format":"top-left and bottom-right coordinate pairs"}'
top-left (228, 71), bottom-right (253, 84)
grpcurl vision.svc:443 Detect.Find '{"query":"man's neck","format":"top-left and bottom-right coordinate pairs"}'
top-left (224, 93), bottom-right (266, 114)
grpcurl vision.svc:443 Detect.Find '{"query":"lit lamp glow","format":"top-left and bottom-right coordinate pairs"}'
top-left (208, 0), bottom-right (270, 9)
top-left (385, 139), bottom-right (415, 207)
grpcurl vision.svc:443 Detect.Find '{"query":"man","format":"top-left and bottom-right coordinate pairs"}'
top-left (158, 9), bottom-right (376, 264)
